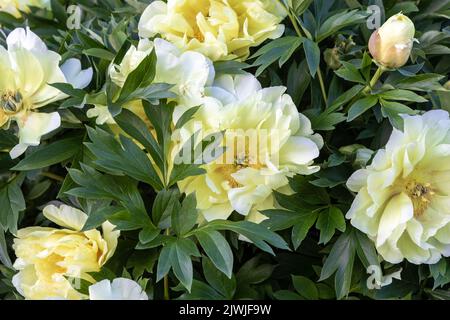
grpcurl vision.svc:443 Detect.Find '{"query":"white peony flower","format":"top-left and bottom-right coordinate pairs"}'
top-left (347, 110), bottom-right (450, 264)
top-left (0, 28), bottom-right (92, 158)
top-left (88, 278), bottom-right (148, 300)
top-left (175, 73), bottom-right (323, 223)
top-left (89, 38), bottom-right (214, 125)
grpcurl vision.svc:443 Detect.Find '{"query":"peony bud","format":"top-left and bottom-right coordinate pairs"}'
top-left (368, 13), bottom-right (416, 69)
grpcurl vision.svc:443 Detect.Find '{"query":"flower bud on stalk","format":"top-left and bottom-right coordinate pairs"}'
top-left (368, 13), bottom-right (416, 69)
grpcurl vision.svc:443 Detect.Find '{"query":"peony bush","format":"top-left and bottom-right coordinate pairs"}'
top-left (0, 0), bottom-right (449, 301)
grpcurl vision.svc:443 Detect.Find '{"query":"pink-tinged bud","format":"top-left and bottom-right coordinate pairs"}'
top-left (368, 13), bottom-right (416, 69)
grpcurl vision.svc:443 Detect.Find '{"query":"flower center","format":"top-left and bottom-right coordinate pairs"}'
top-left (214, 155), bottom-right (265, 189)
top-left (1, 90), bottom-right (23, 115)
top-left (405, 180), bottom-right (434, 217)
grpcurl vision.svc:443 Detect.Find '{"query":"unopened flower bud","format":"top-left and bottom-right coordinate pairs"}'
top-left (368, 13), bottom-right (415, 69)
top-left (324, 48), bottom-right (341, 70)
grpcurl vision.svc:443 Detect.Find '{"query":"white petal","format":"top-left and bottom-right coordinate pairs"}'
top-left (279, 136), bottom-right (320, 166)
top-left (7, 27), bottom-right (47, 53)
top-left (60, 58), bottom-right (93, 89)
top-left (10, 111), bottom-right (61, 159)
top-left (89, 278), bottom-right (148, 300)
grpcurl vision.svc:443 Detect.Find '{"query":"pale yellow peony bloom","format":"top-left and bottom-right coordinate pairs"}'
top-left (138, 0), bottom-right (287, 61)
top-left (347, 110), bottom-right (450, 265)
top-left (0, 0), bottom-right (50, 18)
top-left (369, 13), bottom-right (416, 69)
top-left (175, 73), bottom-right (323, 223)
top-left (1, 28), bottom-right (92, 158)
top-left (12, 204), bottom-right (120, 300)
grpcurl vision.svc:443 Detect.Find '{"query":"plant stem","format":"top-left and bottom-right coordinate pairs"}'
top-left (316, 69), bottom-right (328, 102)
top-left (163, 228), bottom-right (170, 300)
top-left (344, 66), bottom-right (386, 113)
top-left (277, 0), bottom-right (328, 102)
top-left (40, 172), bottom-right (65, 182)
top-left (363, 66), bottom-right (384, 94)
top-left (163, 274), bottom-right (170, 300)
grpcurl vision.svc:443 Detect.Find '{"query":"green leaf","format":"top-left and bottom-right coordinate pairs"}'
top-left (197, 220), bottom-right (290, 255)
top-left (202, 257), bottom-right (236, 299)
top-left (83, 48), bottom-right (116, 61)
top-left (68, 165), bottom-right (151, 230)
top-left (380, 99), bottom-right (417, 129)
top-left (335, 61), bottom-right (366, 84)
top-left (292, 212), bottom-right (319, 249)
top-left (311, 84), bottom-right (364, 130)
top-left (170, 240), bottom-right (195, 291)
top-left (320, 229), bottom-right (357, 299)
top-left (13, 135), bottom-right (83, 171)
top-left (236, 257), bottom-right (274, 285)
top-left (251, 36), bottom-right (303, 76)
top-left (0, 178), bottom-right (25, 233)
top-left (0, 231), bottom-right (12, 268)
top-left (85, 127), bottom-right (164, 190)
top-left (196, 230), bottom-right (234, 278)
top-left (82, 206), bottom-right (126, 231)
top-left (214, 61), bottom-right (250, 75)
top-left (317, 10), bottom-right (367, 42)
top-left (292, 275), bottom-right (319, 300)
top-left (118, 50), bottom-right (157, 102)
top-left (175, 106), bottom-right (201, 130)
top-left (156, 242), bottom-right (173, 282)
top-left (347, 96), bottom-right (379, 121)
top-left (114, 108), bottom-right (164, 171)
top-left (138, 227), bottom-right (160, 244)
top-left (316, 207), bottom-right (346, 245)
top-left (303, 38), bottom-right (320, 78)
top-left (394, 73), bottom-right (444, 91)
top-left (378, 89), bottom-right (428, 103)
top-left (274, 290), bottom-right (303, 300)
top-left (152, 189), bottom-right (180, 227)
top-left (177, 280), bottom-right (225, 300)
top-left (172, 193), bottom-right (198, 236)
top-left (291, 0), bottom-right (314, 16)
top-left (354, 230), bottom-right (380, 269)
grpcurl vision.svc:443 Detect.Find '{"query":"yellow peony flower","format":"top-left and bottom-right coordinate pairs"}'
top-left (12, 204), bottom-right (120, 300)
top-left (368, 13), bottom-right (416, 69)
top-left (138, 0), bottom-right (287, 61)
top-left (347, 110), bottom-right (450, 264)
top-left (174, 73), bottom-right (322, 223)
top-left (0, 0), bottom-right (50, 18)
top-left (1, 28), bottom-right (92, 158)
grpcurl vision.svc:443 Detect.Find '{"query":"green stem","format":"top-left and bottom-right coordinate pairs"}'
top-left (344, 66), bottom-right (385, 113)
top-left (40, 172), bottom-right (64, 182)
top-left (277, 0), bottom-right (328, 102)
top-left (363, 66), bottom-right (385, 94)
top-left (316, 69), bottom-right (328, 102)
top-left (163, 228), bottom-right (170, 300)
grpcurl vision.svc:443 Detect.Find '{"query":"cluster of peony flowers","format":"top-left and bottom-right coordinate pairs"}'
top-left (6, 0), bottom-right (448, 301)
